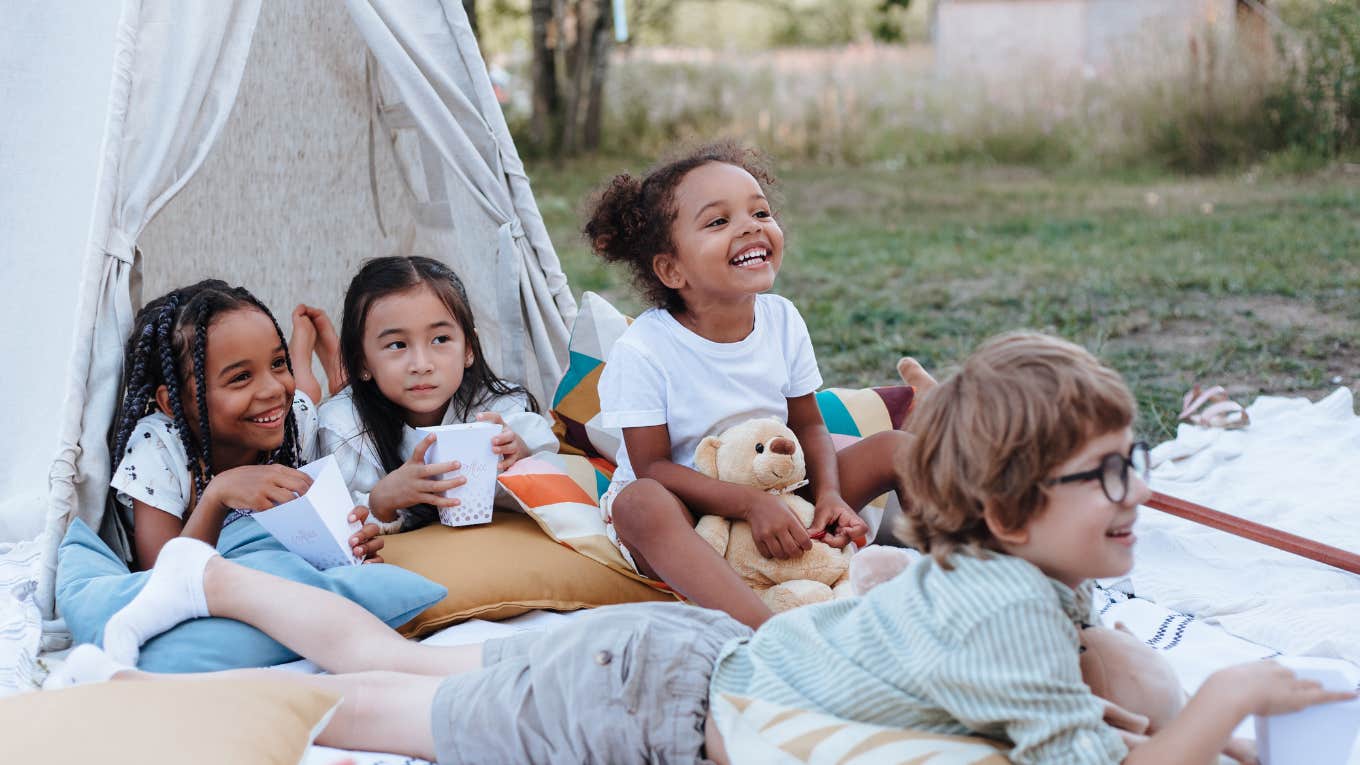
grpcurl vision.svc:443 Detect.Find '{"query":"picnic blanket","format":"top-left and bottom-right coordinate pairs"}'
top-left (1136, 387), bottom-right (1360, 664)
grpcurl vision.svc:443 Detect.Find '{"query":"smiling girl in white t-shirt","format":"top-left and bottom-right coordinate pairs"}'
top-left (586, 142), bottom-right (912, 629)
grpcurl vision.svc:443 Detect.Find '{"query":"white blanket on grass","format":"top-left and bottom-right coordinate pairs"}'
top-left (1137, 387), bottom-right (1360, 665)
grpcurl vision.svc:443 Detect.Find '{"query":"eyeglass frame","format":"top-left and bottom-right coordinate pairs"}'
top-left (1042, 441), bottom-right (1151, 504)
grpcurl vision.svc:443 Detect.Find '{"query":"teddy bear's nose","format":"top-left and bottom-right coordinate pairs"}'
top-left (768, 437), bottom-right (795, 456)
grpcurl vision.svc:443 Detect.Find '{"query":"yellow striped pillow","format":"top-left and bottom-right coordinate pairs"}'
top-left (712, 694), bottom-right (1010, 765)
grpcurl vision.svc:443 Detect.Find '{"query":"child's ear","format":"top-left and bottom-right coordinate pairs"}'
top-left (982, 501), bottom-right (1029, 546)
top-left (464, 345), bottom-right (474, 369)
top-left (652, 253), bottom-right (686, 290)
top-left (153, 385), bottom-right (174, 418)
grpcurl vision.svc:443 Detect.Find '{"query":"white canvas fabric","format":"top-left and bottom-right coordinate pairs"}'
top-left (34, 0), bottom-right (264, 623)
top-left (350, 0), bottom-right (575, 409)
top-left (2, 0), bottom-right (575, 636)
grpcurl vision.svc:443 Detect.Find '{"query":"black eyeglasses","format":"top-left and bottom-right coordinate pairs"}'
top-left (1043, 442), bottom-right (1150, 503)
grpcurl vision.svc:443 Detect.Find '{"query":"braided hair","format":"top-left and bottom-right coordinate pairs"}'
top-left (111, 280), bottom-right (302, 508)
top-left (339, 256), bottom-right (537, 474)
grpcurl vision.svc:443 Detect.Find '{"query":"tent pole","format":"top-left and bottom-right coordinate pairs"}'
top-left (1147, 491), bottom-right (1360, 576)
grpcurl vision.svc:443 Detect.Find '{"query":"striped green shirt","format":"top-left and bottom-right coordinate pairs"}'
top-left (709, 551), bottom-right (1128, 764)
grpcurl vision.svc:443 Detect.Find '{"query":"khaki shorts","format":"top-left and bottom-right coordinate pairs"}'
top-left (429, 602), bottom-right (752, 765)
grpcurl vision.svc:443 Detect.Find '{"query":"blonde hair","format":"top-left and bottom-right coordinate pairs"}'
top-left (896, 332), bottom-right (1136, 567)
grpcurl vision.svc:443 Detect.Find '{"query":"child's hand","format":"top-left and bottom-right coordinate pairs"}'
top-left (809, 494), bottom-right (868, 548)
top-left (477, 411), bottom-right (530, 472)
top-left (367, 434), bottom-right (465, 521)
top-left (744, 492), bottom-right (813, 560)
top-left (203, 465), bottom-right (313, 513)
top-left (1216, 661), bottom-right (1357, 717)
top-left (347, 506), bottom-right (385, 563)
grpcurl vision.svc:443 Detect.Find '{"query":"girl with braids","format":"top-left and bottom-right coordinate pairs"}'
top-left (584, 142), bottom-right (914, 629)
top-left (110, 279), bottom-right (386, 569)
top-left (318, 256), bottom-right (557, 534)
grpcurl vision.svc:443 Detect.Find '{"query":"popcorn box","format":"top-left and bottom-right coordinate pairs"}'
top-left (417, 422), bottom-right (500, 527)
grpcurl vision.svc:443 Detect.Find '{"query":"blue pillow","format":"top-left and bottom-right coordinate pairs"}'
top-left (56, 518), bottom-right (446, 673)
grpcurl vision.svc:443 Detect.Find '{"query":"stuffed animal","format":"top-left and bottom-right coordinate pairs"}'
top-left (693, 418), bottom-right (854, 612)
top-left (848, 548), bottom-right (1256, 762)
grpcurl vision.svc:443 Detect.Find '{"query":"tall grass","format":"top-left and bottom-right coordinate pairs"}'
top-left (506, 3), bottom-right (1360, 173)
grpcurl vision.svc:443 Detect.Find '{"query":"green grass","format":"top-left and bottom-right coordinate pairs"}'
top-left (525, 157), bottom-right (1360, 442)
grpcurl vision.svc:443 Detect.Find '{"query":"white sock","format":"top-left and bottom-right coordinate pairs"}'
top-left (102, 537), bottom-right (218, 666)
top-left (42, 644), bottom-right (131, 690)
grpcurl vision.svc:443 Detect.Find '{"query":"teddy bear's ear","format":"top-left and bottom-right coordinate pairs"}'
top-left (694, 436), bottom-right (722, 478)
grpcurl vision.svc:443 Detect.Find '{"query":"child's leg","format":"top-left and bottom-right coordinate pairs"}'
top-left (835, 429), bottom-right (912, 512)
top-left (104, 538), bottom-right (480, 676)
top-left (203, 556), bottom-right (482, 676)
top-left (59, 650), bottom-right (441, 760)
top-left (609, 479), bottom-right (773, 629)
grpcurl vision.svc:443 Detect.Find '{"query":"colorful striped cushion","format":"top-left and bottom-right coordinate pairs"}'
top-left (712, 694), bottom-right (1010, 765)
top-left (507, 291), bottom-right (915, 588)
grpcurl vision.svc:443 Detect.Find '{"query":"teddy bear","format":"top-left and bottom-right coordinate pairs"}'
top-left (692, 418), bottom-right (854, 613)
top-left (848, 546), bottom-right (1256, 762)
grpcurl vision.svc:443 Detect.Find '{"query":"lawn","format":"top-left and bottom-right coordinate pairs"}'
top-left (525, 157), bottom-right (1360, 442)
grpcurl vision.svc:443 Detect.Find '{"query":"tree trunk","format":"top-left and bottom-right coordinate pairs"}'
top-left (530, 0), bottom-right (613, 155)
top-left (583, 6), bottom-right (613, 151)
top-left (530, 0), bottom-right (560, 151)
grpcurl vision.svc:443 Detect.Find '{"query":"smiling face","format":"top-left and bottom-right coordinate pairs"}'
top-left (997, 428), bottom-right (1150, 588)
top-left (173, 307), bottom-right (295, 469)
top-left (359, 283), bottom-right (473, 428)
top-left (654, 161), bottom-right (784, 307)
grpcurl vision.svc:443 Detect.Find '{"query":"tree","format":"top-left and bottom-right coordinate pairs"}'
top-left (529, 0), bottom-right (615, 155)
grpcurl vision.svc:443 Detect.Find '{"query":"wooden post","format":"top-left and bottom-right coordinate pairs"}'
top-left (1147, 491), bottom-right (1360, 576)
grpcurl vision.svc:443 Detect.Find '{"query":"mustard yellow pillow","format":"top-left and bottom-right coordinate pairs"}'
top-left (8, 677), bottom-right (340, 765)
top-left (382, 512), bottom-right (673, 638)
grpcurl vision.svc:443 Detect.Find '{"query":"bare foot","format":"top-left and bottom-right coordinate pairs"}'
top-left (896, 357), bottom-right (937, 395)
top-left (298, 304), bottom-right (346, 395)
top-left (289, 306), bottom-right (324, 404)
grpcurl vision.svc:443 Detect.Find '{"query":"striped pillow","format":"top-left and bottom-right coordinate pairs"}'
top-left (498, 452), bottom-right (674, 591)
top-left (712, 694), bottom-right (1010, 765)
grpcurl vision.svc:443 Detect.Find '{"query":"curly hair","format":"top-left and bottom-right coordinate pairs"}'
top-left (339, 256), bottom-right (537, 475)
top-left (112, 280), bottom-right (301, 506)
top-left (582, 140), bottom-right (777, 313)
top-left (895, 332), bottom-right (1136, 568)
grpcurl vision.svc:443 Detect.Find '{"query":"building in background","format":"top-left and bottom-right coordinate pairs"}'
top-left (934, 0), bottom-right (1271, 85)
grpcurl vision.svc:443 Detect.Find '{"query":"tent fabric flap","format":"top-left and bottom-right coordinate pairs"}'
top-left (40, 0), bottom-right (263, 624)
top-left (348, 0), bottom-right (577, 409)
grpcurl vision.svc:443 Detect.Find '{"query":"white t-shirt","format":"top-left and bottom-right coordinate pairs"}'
top-left (317, 386), bottom-right (557, 511)
top-left (599, 293), bottom-right (822, 485)
top-left (111, 390), bottom-right (321, 528)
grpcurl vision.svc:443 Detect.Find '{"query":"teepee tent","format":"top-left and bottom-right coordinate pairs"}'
top-left (0, 0), bottom-right (576, 636)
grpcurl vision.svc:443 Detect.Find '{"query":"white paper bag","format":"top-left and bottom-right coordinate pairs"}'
top-left (418, 422), bottom-right (500, 527)
top-left (250, 455), bottom-right (362, 569)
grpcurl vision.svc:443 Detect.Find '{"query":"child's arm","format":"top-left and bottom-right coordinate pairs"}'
top-left (1123, 662), bottom-right (1356, 765)
top-left (475, 393), bottom-right (558, 472)
top-left (786, 393), bottom-right (868, 547)
top-left (625, 424), bottom-right (814, 559)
